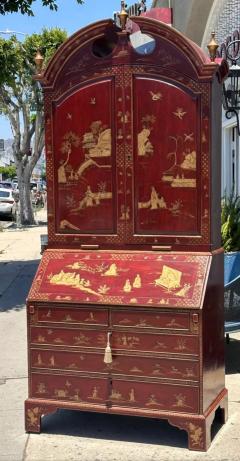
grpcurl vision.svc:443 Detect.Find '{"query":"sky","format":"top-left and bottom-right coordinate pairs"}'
top-left (0, 0), bottom-right (140, 138)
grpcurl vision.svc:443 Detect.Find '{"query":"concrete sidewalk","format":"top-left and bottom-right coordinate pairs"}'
top-left (0, 220), bottom-right (240, 461)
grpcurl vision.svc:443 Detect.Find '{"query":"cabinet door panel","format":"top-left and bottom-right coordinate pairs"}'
top-left (131, 77), bottom-right (200, 241)
top-left (53, 79), bottom-right (117, 236)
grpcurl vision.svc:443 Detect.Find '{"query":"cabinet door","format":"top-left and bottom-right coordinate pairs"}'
top-left (127, 76), bottom-right (201, 245)
top-left (53, 78), bottom-right (123, 243)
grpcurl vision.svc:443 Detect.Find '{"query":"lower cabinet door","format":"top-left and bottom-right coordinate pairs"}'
top-left (109, 379), bottom-right (199, 414)
top-left (31, 373), bottom-right (108, 404)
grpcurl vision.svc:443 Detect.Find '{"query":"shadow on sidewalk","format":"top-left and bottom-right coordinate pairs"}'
top-left (0, 259), bottom-right (40, 312)
top-left (41, 410), bottom-right (188, 449)
top-left (225, 338), bottom-right (240, 374)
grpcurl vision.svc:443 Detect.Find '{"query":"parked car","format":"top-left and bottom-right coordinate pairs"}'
top-left (0, 188), bottom-right (16, 218)
top-left (0, 181), bottom-right (13, 189)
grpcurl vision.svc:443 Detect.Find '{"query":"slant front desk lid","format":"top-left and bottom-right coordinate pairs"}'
top-left (28, 250), bottom-right (211, 309)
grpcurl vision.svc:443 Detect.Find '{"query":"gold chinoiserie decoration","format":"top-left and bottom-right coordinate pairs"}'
top-left (207, 32), bottom-right (219, 62)
top-left (104, 331), bottom-right (112, 364)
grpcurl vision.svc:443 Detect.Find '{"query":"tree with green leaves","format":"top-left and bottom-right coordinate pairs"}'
top-left (0, 28), bottom-right (67, 224)
top-left (0, 0), bottom-right (83, 16)
top-left (0, 165), bottom-right (17, 180)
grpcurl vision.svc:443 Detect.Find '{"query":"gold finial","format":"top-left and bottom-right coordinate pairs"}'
top-left (207, 31), bottom-right (219, 62)
top-left (119, 1), bottom-right (128, 31)
top-left (34, 49), bottom-right (44, 75)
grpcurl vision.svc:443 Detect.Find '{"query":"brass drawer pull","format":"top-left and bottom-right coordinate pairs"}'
top-left (104, 332), bottom-right (112, 364)
top-left (151, 245), bottom-right (172, 251)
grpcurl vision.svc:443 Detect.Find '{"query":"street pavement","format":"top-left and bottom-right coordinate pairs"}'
top-left (0, 210), bottom-right (240, 461)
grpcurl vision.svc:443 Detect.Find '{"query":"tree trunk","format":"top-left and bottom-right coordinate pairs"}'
top-left (16, 161), bottom-right (35, 225)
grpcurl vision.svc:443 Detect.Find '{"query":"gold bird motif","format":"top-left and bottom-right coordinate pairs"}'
top-left (173, 107), bottom-right (187, 120)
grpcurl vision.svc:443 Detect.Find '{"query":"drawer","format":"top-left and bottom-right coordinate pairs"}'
top-left (111, 331), bottom-right (199, 356)
top-left (31, 349), bottom-right (108, 374)
top-left (30, 349), bottom-right (199, 382)
top-left (108, 354), bottom-right (199, 382)
top-left (34, 306), bottom-right (108, 326)
top-left (30, 326), bottom-right (107, 349)
top-left (109, 379), bottom-right (199, 414)
top-left (111, 310), bottom-right (191, 331)
top-left (31, 373), bottom-right (108, 403)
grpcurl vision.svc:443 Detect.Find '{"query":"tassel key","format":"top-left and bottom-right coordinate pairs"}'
top-left (104, 332), bottom-right (112, 364)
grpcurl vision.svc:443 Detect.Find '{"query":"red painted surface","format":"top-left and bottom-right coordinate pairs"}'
top-left (28, 250), bottom-right (210, 308)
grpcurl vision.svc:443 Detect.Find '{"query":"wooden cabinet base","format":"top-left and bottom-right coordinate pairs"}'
top-left (25, 388), bottom-right (228, 451)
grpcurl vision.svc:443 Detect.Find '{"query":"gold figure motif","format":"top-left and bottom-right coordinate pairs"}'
top-left (129, 388), bottom-right (136, 402)
top-left (117, 334), bottom-right (140, 348)
top-left (36, 353), bottom-right (43, 366)
top-left (103, 263), bottom-right (118, 276)
top-left (146, 394), bottom-right (162, 406)
top-left (149, 91), bottom-right (162, 101)
top-left (152, 364), bottom-right (164, 375)
top-left (36, 335), bottom-right (45, 343)
top-left (84, 312), bottom-right (95, 322)
top-left (172, 393), bottom-right (191, 408)
top-left (123, 279), bottom-right (132, 293)
top-left (133, 274), bottom-right (141, 288)
top-left (155, 265), bottom-right (182, 290)
top-left (54, 388), bottom-right (69, 398)
top-left (53, 337), bottom-right (64, 344)
top-left (71, 184), bottom-right (112, 211)
top-left (36, 383), bottom-right (47, 394)
top-left (138, 186), bottom-right (167, 210)
top-left (90, 97), bottom-right (96, 105)
top-left (137, 114), bottom-right (156, 157)
top-left (135, 318), bottom-right (148, 327)
top-left (166, 319), bottom-right (184, 328)
top-left (110, 389), bottom-right (124, 401)
top-left (58, 149), bottom-right (70, 184)
top-left (188, 423), bottom-right (203, 447)
top-left (88, 386), bottom-right (102, 400)
top-left (154, 341), bottom-right (167, 350)
top-left (48, 270), bottom-right (101, 297)
top-left (64, 314), bottom-right (74, 321)
top-left (138, 128), bottom-right (154, 156)
top-left (173, 107), bottom-right (187, 120)
top-left (174, 339), bottom-right (188, 351)
top-left (130, 366), bottom-right (143, 373)
top-left (71, 390), bottom-right (82, 401)
top-left (49, 355), bottom-right (55, 367)
top-left (185, 368), bottom-right (195, 378)
top-left (73, 333), bottom-right (90, 345)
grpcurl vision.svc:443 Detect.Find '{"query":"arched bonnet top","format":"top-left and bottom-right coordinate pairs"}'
top-left (38, 16), bottom-right (228, 89)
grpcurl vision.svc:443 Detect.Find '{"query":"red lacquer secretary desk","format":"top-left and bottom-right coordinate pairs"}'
top-left (25, 12), bottom-right (229, 451)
